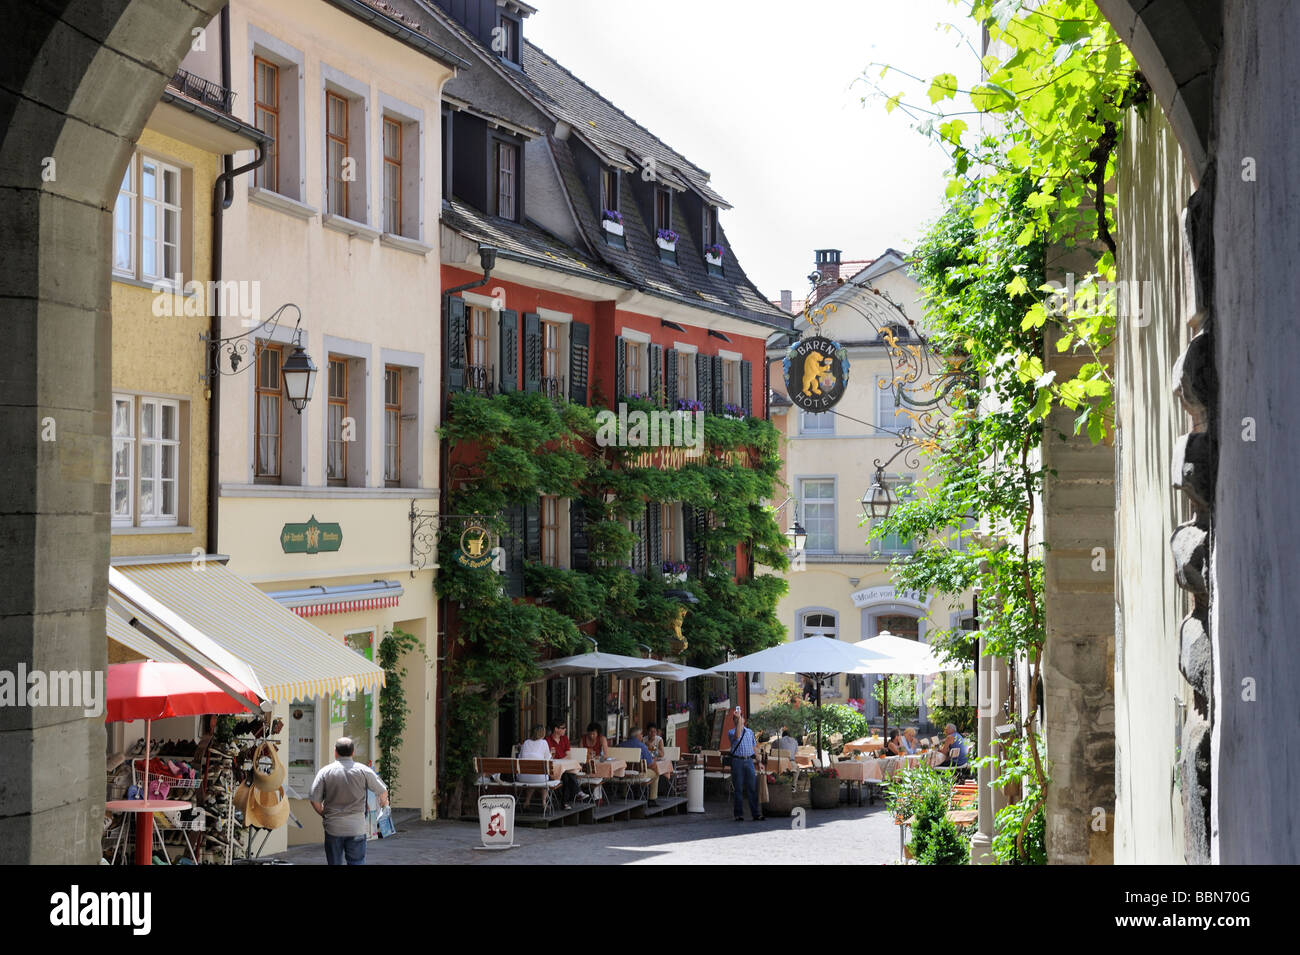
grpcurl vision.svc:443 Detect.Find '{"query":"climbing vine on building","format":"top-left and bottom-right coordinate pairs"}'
top-left (866, 0), bottom-right (1140, 861)
top-left (436, 390), bottom-right (788, 816)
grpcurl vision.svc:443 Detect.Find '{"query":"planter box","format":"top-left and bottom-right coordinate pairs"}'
top-left (705, 252), bottom-right (722, 267)
top-left (810, 776), bottom-right (841, 809)
top-left (602, 218), bottom-right (624, 236)
top-left (656, 236), bottom-right (677, 252)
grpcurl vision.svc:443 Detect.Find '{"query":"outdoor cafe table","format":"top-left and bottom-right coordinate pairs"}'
top-left (843, 736), bottom-right (885, 755)
top-left (588, 758), bottom-right (626, 778)
top-left (652, 758), bottom-right (673, 777)
top-left (549, 758), bottom-right (583, 779)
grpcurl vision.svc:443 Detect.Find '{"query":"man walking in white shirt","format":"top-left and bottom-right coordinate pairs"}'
top-left (309, 737), bottom-right (388, 865)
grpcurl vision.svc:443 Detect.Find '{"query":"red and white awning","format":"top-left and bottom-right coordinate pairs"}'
top-left (292, 594), bottom-right (402, 618)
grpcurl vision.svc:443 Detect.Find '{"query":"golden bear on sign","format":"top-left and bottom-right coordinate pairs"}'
top-left (801, 351), bottom-right (834, 397)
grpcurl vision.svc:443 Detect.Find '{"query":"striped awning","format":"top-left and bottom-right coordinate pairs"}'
top-left (107, 562), bottom-right (385, 704)
top-left (293, 595), bottom-right (400, 618)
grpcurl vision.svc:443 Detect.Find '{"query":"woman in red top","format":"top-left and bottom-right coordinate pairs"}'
top-left (581, 722), bottom-right (607, 759)
top-left (547, 722), bottom-right (571, 759)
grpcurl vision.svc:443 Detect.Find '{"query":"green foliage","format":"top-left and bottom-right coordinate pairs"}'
top-left (885, 765), bottom-right (960, 862)
top-left (926, 671), bottom-right (976, 736)
top-left (437, 392), bottom-right (789, 806)
top-left (377, 626), bottom-right (422, 798)
top-left (985, 732), bottom-right (1049, 864)
top-left (872, 675), bottom-right (921, 726)
top-left (919, 817), bottom-right (971, 865)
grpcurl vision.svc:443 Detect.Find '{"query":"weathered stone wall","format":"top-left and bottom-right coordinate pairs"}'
top-left (1112, 101), bottom-right (1198, 864)
top-left (0, 0), bottom-right (225, 864)
top-left (1209, 0), bottom-right (1300, 864)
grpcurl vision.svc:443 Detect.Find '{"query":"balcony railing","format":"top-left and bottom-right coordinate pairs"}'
top-left (168, 67), bottom-right (237, 114)
top-left (540, 374), bottom-right (566, 402)
top-left (466, 364), bottom-right (496, 396)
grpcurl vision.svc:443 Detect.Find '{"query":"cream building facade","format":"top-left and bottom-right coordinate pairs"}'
top-left (211, 0), bottom-right (464, 847)
top-left (756, 252), bottom-right (976, 723)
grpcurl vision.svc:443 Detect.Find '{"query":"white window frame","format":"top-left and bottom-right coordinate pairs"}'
top-left (799, 611), bottom-right (841, 697)
top-left (800, 410), bottom-right (835, 434)
top-left (799, 477), bottom-right (836, 554)
top-left (137, 397), bottom-right (181, 526)
top-left (878, 379), bottom-right (905, 432)
top-left (112, 394), bottom-right (135, 527)
top-left (113, 156), bottom-right (136, 276)
top-left (139, 157), bottom-right (182, 287)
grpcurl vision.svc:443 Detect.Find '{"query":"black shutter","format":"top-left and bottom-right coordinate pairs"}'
top-left (740, 360), bottom-right (753, 416)
top-left (502, 505), bottom-right (525, 598)
top-left (615, 336), bottom-right (627, 402)
top-left (523, 312), bottom-right (541, 393)
top-left (570, 500), bottom-right (589, 571)
top-left (498, 309), bottom-right (519, 393)
top-left (525, 499), bottom-right (541, 561)
top-left (696, 353), bottom-right (711, 414)
top-left (682, 504), bottom-right (697, 576)
top-left (447, 296), bottom-right (468, 392)
top-left (664, 348), bottom-right (678, 408)
top-left (694, 507), bottom-right (708, 577)
top-left (647, 502), bottom-right (662, 571)
top-left (569, 322), bottom-right (590, 405)
top-left (649, 343), bottom-right (663, 406)
top-left (710, 355), bottom-right (724, 413)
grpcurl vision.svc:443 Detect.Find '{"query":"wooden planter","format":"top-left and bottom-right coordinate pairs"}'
top-left (810, 776), bottom-right (841, 809)
top-left (765, 785), bottom-right (795, 816)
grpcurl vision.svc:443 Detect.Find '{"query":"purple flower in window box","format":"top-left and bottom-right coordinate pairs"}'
top-left (602, 209), bottom-right (623, 224)
top-left (675, 397), bottom-right (703, 413)
top-left (661, 560), bottom-right (690, 576)
top-left (704, 243), bottom-right (725, 260)
top-left (656, 228), bottom-right (679, 248)
top-left (722, 403), bottom-right (745, 418)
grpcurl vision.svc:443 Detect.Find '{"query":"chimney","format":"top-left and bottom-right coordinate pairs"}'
top-left (780, 290), bottom-right (793, 312)
top-left (814, 249), bottom-right (842, 285)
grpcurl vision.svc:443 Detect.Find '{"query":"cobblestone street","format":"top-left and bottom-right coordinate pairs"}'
top-left (275, 800), bottom-right (900, 865)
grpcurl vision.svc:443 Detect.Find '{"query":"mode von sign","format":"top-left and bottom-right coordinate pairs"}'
top-left (784, 335), bottom-right (850, 412)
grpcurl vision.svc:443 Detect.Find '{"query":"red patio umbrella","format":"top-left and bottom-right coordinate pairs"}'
top-left (106, 661), bottom-right (261, 864)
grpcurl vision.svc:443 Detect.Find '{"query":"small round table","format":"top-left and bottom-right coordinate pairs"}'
top-left (105, 799), bottom-right (193, 865)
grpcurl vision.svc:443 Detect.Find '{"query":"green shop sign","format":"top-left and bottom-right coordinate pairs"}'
top-left (281, 516), bottom-right (343, 554)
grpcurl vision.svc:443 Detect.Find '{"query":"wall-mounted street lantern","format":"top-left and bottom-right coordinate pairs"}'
top-left (201, 302), bottom-right (317, 414)
top-left (861, 437), bottom-right (920, 521)
top-left (789, 522), bottom-right (808, 552)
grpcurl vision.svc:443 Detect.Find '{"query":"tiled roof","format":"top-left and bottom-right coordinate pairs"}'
top-left (520, 42), bottom-right (730, 208)
top-left (440, 200), bottom-right (624, 284)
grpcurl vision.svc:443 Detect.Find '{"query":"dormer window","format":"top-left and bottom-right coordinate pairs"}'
top-left (494, 139), bottom-right (519, 221)
top-left (703, 205), bottom-right (724, 273)
top-left (496, 14), bottom-right (521, 66)
top-left (600, 167), bottom-right (619, 214)
top-left (654, 188), bottom-right (672, 234)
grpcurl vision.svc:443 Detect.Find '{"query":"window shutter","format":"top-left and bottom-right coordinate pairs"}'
top-left (664, 348), bottom-right (678, 408)
top-left (447, 296), bottom-right (467, 392)
top-left (615, 336), bottom-right (627, 402)
top-left (693, 507), bottom-right (708, 576)
top-left (647, 502), bottom-right (662, 570)
top-left (695, 353), bottom-right (711, 414)
top-left (630, 511), bottom-right (646, 571)
top-left (502, 505), bottom-right (525, 598)
top-left (523, 312), bottom-right (541, 393)
top-left (498, 309), bottom-right (519, 393)
top-left (569, 322), bottom-right (590, 405)
top-left (740, 360), bottom-right (753, 416)
top-left (710, 355), bottom-right (724, 413)
top-left (570, 499), bottom-right (589, 571)
top-left (525, 498), bottom-right (541, 561)
top-left (649, 344), bottom-right (663, 406)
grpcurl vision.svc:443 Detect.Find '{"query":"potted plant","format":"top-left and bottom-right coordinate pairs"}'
top-left (809, 766), bottom-right (840, 809)
top-left (661, 560), bottom-right (690, 583)
top-left (602, 209), bottom-right (624, 236)
top-left (763, 771), bottom-right (797, 816)
top-left (704, 242), bottom-right (725, 266)
top-left (656, 228), bottom-right (679, 251)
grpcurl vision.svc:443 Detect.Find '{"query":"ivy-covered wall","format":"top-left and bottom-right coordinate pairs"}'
top-left (434, 391), bottom-right (789, 812)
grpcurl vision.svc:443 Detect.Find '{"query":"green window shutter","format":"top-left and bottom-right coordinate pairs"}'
top-left (447, 296), bottom-right (467, 392)
top-left (649, 344), bottom-right (663, 406)
top-left (569, 322), bottom-right (590, 405)
top-left (648, 502), bottom-right (662, 570)
top-left (523, 312), bottom-right (541, 393)
top-left (525, 499), bottom-right (541, 561)
top-left (740, 360), bottom-right (753, 416)
top-left (615, 336), bottom-right (627, 402)
top-left (695, 353), bottom-right (711, 414)
top-left (570, 499), bottom-right (589, 571)
top-left (498, 309), bottom-right (519, 393)
top-left (664, 348), bottom-right (678, 408)
top-left (502, 505), bottom-right (525, 598)
top-left (710, 354), bottom-right (724, 413)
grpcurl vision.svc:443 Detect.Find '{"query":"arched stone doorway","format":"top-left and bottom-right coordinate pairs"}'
top-left (0, 0), bottom-right (227, 864)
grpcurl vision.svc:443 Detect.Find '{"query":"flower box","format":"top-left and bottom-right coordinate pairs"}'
top-left (705, 251), bottom-right (722, 266)
top-left (602, 218), bottom-right (625, 237)
top-left (656, 236), bottom-right (676, 252)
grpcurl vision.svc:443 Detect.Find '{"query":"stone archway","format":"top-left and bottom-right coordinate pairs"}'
top-left (0, 0), bottom-right (226, 864)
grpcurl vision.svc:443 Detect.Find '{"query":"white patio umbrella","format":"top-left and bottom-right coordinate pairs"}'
top-left (850, 631), bottom-right (966, 738)
top-left (540, 651), bottom-right (674, 678)
top-left (709, 637), bottom-right (890, 755)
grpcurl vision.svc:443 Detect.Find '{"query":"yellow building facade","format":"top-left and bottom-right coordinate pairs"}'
top-left (757, 252), bottom-right (975, 727)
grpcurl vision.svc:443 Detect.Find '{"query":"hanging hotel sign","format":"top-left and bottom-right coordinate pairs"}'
top-left (456, 518), bottom-right (494, 569)
top-left (281, 516), bottom-right (343, 554)
top-left (784, 334), bottom-right (850, 412)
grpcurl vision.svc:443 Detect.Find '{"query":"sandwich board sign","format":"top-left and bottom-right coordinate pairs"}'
top-left (476, 795), bottom-right (517, 851)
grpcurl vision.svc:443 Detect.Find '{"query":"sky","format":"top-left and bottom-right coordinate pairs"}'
top-left (526, 0), bottom-right (983, 301)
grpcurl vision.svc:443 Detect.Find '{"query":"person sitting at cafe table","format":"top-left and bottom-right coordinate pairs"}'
top-left (547, 721), bottom-right (570, 759)
top-left (933, 723), bottom-right (969, 767)
top-left (518, 724), bottom-right (580, 810)
top-left (581, 722), bottom-right (607, 760)
top-left (643, 723), bottom-right (665, 758)
top-left (883, 729), bottom-right (905, 756)
top-left (617, 727), bottom-right (661, 806)
top-left (901, 727), bottom-right (919, 754)
top-left (775, 728), bottom-right (799, 756)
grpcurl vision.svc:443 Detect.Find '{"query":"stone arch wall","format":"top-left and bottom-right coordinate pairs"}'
top-left (0, 0), bottom-right (227, 863)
